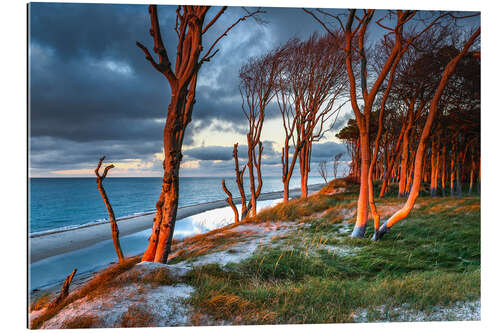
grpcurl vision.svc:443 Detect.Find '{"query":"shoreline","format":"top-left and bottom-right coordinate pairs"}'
top-left (29, 183), bottom-right (323, 264)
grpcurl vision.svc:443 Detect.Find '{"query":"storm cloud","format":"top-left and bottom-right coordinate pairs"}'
top-left (28, 2), bottom-right (346, 176)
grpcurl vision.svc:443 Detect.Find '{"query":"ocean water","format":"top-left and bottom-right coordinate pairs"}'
top-left (29, 176), bottom-right (324, 234)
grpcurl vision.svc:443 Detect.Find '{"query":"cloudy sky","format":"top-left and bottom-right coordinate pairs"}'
top-left (30, 2), bottom-right (479, 178)
top-left (28, 2), bottom-right (353, 178)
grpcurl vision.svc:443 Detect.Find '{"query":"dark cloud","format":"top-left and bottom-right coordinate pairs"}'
top-left (184, 145), bottom-right (236, 161)
top-left (29, 136), bottom-right (161, 171)
top-left (310, 141), bottom-right (348, 162)
top-left (28, 3), bottom-right (347, 175)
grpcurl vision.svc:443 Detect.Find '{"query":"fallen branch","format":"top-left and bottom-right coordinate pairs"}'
top-left (48, 269), bottom-right (77, 309)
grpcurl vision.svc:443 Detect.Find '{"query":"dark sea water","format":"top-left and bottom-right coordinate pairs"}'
top-left (29, 176), bottom-right (324, 234)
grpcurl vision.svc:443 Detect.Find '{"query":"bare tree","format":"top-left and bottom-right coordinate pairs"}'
top-left (333, 152), bottom-right (344, 179)
top-left (95, 156), bottom-right (124, 262)
top-left (137, 5), bottom-right (262, 263)
top-left (318, 161), bottom-right (329, 183)
top-left (276, 33), bottom-right (347, 200)
top-left (240, 51), bottom-right (282, 217)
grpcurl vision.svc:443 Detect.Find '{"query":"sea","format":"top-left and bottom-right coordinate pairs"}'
top-left (29, 176), bottom-right (325, 290)
top-left (29, 176), bottom-right (324, 235)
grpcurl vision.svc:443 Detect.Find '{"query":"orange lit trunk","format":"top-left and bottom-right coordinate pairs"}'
top-left (469, 163), bottom-right (475, 194)
top-left (380, 122), bottom-right (406, 197)
top-left (441, 145), bottom-right (446, 196)
top-left (299, 142), bottom-right (311, 198)
top-left (142, 105), bottom-right (186, 262)
top-left (399, 100), bottom-right (415, 197)
top-left (352, 129), bottom-right (370, 237)
top-left (430, 138), bottom-right (438, 196)
top-left (450, 149), bottom-right (455, 196)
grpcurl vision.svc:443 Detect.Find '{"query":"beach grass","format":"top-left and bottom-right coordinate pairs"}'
top-left (184, 181), bottom-right (480, 324)
top-left (30, 178), bottom-right (480, 327)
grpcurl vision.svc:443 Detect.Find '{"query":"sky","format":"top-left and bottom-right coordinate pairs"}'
top-left (28, 2), bottom-right (479, 178)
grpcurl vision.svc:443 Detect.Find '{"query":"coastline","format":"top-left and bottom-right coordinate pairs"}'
top-left (29, 183), bottom-right (323, 264)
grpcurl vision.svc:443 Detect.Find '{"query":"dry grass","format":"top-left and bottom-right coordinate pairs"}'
top-left (193, 292), bottom-right (279, 325)
top-left (169, 228), bottom-right (256, 263)
top-left (29, 293), bottom-right (53, 312)
top-left (119, 304), bottom-right (155, 328)
top-left (30, 255), bottom-right (141, 329)
top-left (60, 314), bottom-right (104, 329)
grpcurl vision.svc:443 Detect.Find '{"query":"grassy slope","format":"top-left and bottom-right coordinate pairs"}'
top-left (185, 179), bottom-right (480, 324)
top-left (30, 178), bottom-right (480, 327)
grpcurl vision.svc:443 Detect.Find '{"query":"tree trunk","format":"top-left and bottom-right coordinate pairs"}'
top-left (283, 178), bottom-right (290, 202)
top-left (430, 139), bottom-right (437, 196)
top-left (143, 123), bottom-right (184, 263)
top-left (469, 161), bottom-right (475, 194)
top-left (399, 101), bottom-right (414, 197)
top-left (441, 145), bottom-right (447, 196)
top-left (352, 129), bottom-right (370, 237)
top-left (380, 120), bottom-right (406, 197)
top-left (95, 157), bottom-right (124, 263)
top-left (221, 180), bottom-right (239, 223)
top-left (450, 149), bottom-right (455, 196)
top-left (299, 142), bottom-right (311, 198)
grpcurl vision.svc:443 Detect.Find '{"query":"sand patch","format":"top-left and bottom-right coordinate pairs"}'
top-left (40, 262), bottom-right (195, 328)
top-left (173, 221), bottom-right (297, 267)
top-left (352, 299), bottom-right (480, 322)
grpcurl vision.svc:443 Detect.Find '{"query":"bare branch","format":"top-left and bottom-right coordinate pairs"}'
top-left (202, 6), bottom-right (228, 34)
top-left (200, 8), bottom-right (265, 64)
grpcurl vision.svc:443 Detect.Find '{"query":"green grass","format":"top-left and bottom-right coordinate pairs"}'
top-left (185, 180), bottom-right (480, 324)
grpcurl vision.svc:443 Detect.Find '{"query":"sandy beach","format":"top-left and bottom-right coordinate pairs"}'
top-left (29, 184), bottom-right (323, 264)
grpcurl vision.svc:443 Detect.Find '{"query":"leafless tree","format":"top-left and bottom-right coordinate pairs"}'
top-left (333, 152), bottom-right (344, 179)
top-left (276, 33), bottom-right (347, 201)
top-left (240, 51), bottom-right (282, 217)
top-left (318, 160), bottom-right (329, 183)
top-left (137, 5), bottom-right (262, 263)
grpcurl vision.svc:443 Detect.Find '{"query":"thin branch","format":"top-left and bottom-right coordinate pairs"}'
top-left (202, 6), bottom-right (228, 34)
top-left (302, 8), bottom-right (337, 35)
top-left (200, 8), bottom-right (264, 64)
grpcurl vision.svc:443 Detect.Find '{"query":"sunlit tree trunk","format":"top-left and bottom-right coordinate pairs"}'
top-left (469, 161), bottom-right (475, 194)
top-left (430, 138), bottom-right (438, 196)
top-left (450, 147), bottom-right (455, 196)
top-left (399, 100), bottom-right (415, 197)
top-left (441, 145), bottom-right (447, 196)
top-left (380, 120), bottom-right (406, 197)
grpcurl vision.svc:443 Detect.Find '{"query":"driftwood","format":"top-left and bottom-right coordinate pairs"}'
top-left (95, 156), bottom-right (124, 262)
top-left (48, 269), bottom-right (77, 309)
top-left (221, 180), bottom-right (239, 223)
